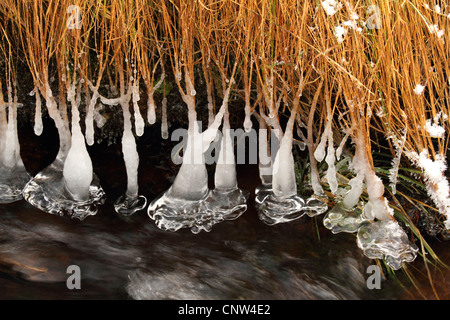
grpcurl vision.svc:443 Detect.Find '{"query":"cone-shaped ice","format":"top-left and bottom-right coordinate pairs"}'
top-left (0, 90), bottom-right (31, 203)
top-left (257, 107), bottom-right (326, 225)
top-left (23, 84), bottom-right (105, 220)
top-left (167, 121), bottom-right (209, 200)
top-left (148, 81), bottom-right (246, 233)
top-left (202, 116), bottom-right (248, 226)
top-left (63, 123), bottom-right (93, 201)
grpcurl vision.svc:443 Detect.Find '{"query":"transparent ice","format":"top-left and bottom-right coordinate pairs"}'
top-left (356, 219), bottom-right (419, 270)
top-left (323, 202), bottom-right (368, 234)
top-left (23, 157), bottom-right (106, 220)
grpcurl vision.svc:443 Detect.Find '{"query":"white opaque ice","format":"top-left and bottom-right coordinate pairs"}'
top-left (325, 132), bottom-right (338, 194)
top-left (169, 125), bottom-right (208, 200)
top-left (63, 125), bottom-right (93, 201)
top-left (147, 95), bottom-right (156, 125)
top-left (122, 126), bottom-right (140, 199)
top-left (1, 107), bottom-right (19, 168)
top-left (342, 173), bottom-right (364, 209)
top-left (133, 101), bottom-right (145, 137)
top-left (214, 128), bottom-right (237, 190)
top-left (34, 88), bottom-right (43, 136)
top-left (272, 133), bottom-right (297, 198)
top-left (85, 91), bottom-right (99, 146)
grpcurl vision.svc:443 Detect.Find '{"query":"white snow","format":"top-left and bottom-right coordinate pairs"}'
top-left (429, 24), bottom-right (444, 38)
top-left (321, 0), bottom-right (343, 16)
top-left (334, 25), bottom-right (347, 43)
top-left (406, 149), bottom-right (450, 230)
top-left (425, 118), bottom-right (445, 138)
top-left (413, 84), bottom-right (425, 95)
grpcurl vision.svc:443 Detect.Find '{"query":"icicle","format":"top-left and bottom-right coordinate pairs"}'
top-left (243, 101), bottom-right (252, 133)
top-left (1, 89), bottom-right (17, 168)
top-left (272, 127), bottom-right (297, 198)
top-left (132, 83), bottom-right (145, 137)
top-left (325, 130), bottom-right (338, 194)
top-left (24, 82), bottom-right (104, 218)
top-left (147, 94), bottom-right (156, 125)
top-left (122, 123), bottom-right (139, 199)
top-left (33, 87), bottom-right (43, 136)
top-left (314, 117), bottom-right (332, 162)
top-left (336, 130), bottom-right (350, 161)
top-left (85, 90), bottom-right (99, 146)
top-left (258, 117), bottom-right (272, 185)
top-left (161, 96), bottom-right (169, 139)
top-left (121, 94), bottom-right (140, 199)
top-left (44, 84), bottom-right (71, 158)
top-left (148, 73), bottom-right (242, 233)
top-left (214, 119), bottom-right (237, 191)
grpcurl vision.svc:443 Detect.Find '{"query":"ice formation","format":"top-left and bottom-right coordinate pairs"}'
top-left (33, 87), bottom-right (43, 136)
top-left (256, 107), bottom-right (327, 225)
top-left (85, 90), bottom-right (99, 146)
top-left (323, 203), bottom-right (368, 234)
top-left (323, 127), bottom-right (394, 237)
top-left (63, 90), bottom-right (94, 201)
top-left (148, 80), bottom-right (247, 233)
top-left (112, 90), bottom-right (147, 216)
top-left (0, 87), bottom-right (31, 203)
top-left (357, 220), bottom-right (418, 270)
top-left (23, 84), bottom-right (105, 220)
top-left (132, 82), bottom-right (145, 137)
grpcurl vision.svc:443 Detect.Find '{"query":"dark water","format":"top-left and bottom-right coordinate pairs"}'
top-left (0, 123), bottom-right (448, 300)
